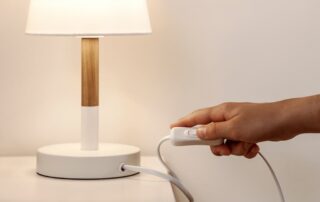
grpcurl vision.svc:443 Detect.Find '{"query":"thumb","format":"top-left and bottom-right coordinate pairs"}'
top-left (196, 122), bottom-right (230, 140)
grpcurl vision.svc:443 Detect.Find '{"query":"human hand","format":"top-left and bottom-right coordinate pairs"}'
top-left (170, 97), bottom-right (317, 158)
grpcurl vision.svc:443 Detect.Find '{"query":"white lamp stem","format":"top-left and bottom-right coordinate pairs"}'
top-left (81, 106), bottom-right (99, 150)
top-left (81, 38), bottom-right (99, 150)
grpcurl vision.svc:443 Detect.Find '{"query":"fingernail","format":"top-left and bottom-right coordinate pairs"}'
top-left (197, 127), bottom-right (206, 138)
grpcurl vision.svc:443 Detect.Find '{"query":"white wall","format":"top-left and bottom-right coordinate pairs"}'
top-left (1, 0), bottom-right (320, 202)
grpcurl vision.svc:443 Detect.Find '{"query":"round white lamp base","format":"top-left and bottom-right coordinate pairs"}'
top-left (36, 143), bottom-right (140, 179)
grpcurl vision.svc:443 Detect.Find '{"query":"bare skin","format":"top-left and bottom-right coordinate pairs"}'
top-left (171, 95), bottom-right (320, 159)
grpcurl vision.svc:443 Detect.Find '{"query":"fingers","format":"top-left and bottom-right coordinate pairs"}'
top-left (210, 144), bottom-right (231, 156)
top-left (170, 105), bottom-right (226, 128)
top-left (211, 141), bottom-right (260, 159)
top-left (197, 122), bottom-right (230, 140)
top-left (226, 141), bottom-right (254, 156)
top-left (170, 108), bottom-right (212, 128)
top-left (245, 145), bottom-right (260, 159)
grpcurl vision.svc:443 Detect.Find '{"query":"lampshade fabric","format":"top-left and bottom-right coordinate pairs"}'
top-left (26, 0), bottom-right (152, 36)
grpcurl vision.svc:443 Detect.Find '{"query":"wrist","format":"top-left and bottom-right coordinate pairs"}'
top-left (277, 95), bottom-right (320, 135)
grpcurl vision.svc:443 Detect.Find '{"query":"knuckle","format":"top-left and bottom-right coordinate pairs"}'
top-left (186, 116), bottom-right (196, 125)
top-left (192, 107), bottom-right (208, 114)
top-left (220, 102), bottom-right (244, 116)
top-left (204, 123), bottom-right (216, 139)
top-left (191, 109), bottom-right (201, 115)
top-left (220, 102), bottom-right (229, 111)
top-left (231, 149), bottom-right (244, 156)
top-left (220, 102), bottom-right (235, 111)
top-left (243, 143), bottom-right (253, 154)
top-left (243, 142), bottom-right (251, 150)
top-left (227, 121), bottom-right (243, 141)
top-left (228, 125), bottom-right (239, 140)
top-left (233, 143), bottom-right (247, 156)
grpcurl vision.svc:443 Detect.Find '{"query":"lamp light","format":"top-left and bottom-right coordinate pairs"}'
top-left (26, 0), bottom-right (152, 179)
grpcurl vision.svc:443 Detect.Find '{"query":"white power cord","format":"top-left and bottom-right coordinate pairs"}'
top-left (157, 136), bottom-right (177, 177)
top-left (121, 164), bottom-right (194, 202)
top-left (157, 136), bottom-right (194, 201)
top-left (121, 135), bottom-right (195, 201)
top-left (121, 135), bottom-right (285, 202)
top-left (258, 152), bottom-right (285, 202)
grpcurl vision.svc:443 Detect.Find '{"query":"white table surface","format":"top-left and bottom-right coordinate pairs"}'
top-left (0, 156), bottom-right (175, 202)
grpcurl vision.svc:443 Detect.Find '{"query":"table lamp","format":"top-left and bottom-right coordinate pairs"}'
top-left (26, 0), bottom-right (152, 179)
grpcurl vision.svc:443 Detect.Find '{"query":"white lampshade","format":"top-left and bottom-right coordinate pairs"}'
top-left (26, 0), bottom-right (152, 36)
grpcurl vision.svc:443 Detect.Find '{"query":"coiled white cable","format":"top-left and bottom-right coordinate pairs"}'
top-left (122, 135), bottom-right (285, 202)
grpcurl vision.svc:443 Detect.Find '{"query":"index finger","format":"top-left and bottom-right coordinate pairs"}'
top-left (170, 105), bottom-right (225, 128)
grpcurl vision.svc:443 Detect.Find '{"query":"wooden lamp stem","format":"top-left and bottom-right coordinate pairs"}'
top-left (81, 38), bottom-right (99, 150)
top-left (82, 38), bottom-right (99, 106)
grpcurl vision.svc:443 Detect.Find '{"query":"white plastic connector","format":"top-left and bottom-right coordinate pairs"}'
top-left (170, 127), bottom-right (224, 146)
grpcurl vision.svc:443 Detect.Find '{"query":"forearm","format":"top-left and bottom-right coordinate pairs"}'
top-left (278, 95), bottom-right (320, 135)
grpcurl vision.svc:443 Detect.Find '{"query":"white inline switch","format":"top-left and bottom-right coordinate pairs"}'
top-left (170, 127), bottom-right (224, 146)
